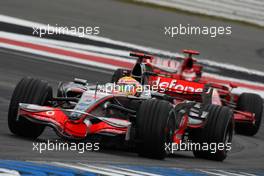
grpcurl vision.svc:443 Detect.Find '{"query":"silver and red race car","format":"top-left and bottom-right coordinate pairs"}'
top-left (8, 74), bottom-right (234, 161)
top-left (112, 50), bottom-right (263, 136)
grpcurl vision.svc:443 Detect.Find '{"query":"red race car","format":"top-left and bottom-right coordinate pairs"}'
top-left (111, 50), bottom-right (263, 136)
top-left (9, 76), bottom-right (234, 161)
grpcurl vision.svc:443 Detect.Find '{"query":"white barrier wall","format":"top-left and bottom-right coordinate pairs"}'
top-left (136, 0), bottom-right (264, 26)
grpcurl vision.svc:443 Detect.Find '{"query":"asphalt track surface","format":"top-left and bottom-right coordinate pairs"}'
top-left (0, 0), bottom-right (264, 71)
top-left (0, 48), bottom-right (263, 170)
top-left (0, 0), bottom-right (264, 172)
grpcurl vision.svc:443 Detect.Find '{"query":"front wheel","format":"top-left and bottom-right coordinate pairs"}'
top-left (136, 99), bottom-right (176, 159)
top-left (8, 77), bottom-right (52, 139)
top-left (191, 105), bottom-right (234, 161)
top-left (235, 93), bottom-right (263, 136)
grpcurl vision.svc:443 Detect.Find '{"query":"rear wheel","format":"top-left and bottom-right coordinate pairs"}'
top-left (136, 99), bottom-right (176, 159)
top-left (8, 77), bottom-right (52, 139)
top-left (235, 93), bottom-right (263, 136)
top-left (191, 105), bottom-right (234, 161)
top-left (111, 69), bottom-right (131, 83)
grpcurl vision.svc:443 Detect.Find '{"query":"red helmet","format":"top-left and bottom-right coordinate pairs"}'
top-left (182, 68), bottom-right (196, 81)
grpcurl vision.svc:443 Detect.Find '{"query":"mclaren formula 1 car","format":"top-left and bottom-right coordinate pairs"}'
top-left (8, 76), bottom-right (233, 161)
top-left (111, 51), bottom-right (263, 136)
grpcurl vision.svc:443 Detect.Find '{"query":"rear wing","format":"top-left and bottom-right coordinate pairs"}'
top-left (130, 52), bottom-right (153, 63)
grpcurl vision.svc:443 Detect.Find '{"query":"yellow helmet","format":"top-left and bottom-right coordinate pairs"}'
top-left (115, 76), bottom-right (140, 96)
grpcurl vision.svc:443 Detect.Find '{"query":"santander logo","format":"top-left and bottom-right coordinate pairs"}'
top-left (154, 77), bottom-right (204, 93)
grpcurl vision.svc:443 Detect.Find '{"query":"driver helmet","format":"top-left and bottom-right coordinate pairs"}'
top-left (115, 76), bottom-right (141, 96)
top-left (182, 68), bottom-right (196, 81)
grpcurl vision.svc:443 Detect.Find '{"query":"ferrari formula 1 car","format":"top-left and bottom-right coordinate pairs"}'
top-left (111, 50), bottom-right (263, 136)
top-left (8, 76), bottom-right (234, 161)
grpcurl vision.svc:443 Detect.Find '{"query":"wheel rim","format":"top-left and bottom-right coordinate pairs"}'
top-left (165, 110), bottom-right (176, 154)
top-left (223, 119), bottom-right (233, 154)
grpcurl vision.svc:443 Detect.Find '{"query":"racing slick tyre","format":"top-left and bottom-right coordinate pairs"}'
top-left (191, 105), bottom-right (234, 161)
top-left (8, 77), bottom-right (52, 139)
top-left (235, 93), bottom-right (263, 136)
top-left (136, 99), bottom-right (176, 159)
top-left (111, 69), bottom-right (131, 83)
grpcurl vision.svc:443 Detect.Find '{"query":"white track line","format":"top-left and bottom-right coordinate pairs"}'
top-left (199, 170), bottom-right (258, 176)
top-left (238, 172), bottom-right (257, 176)
top-left (5, 31), bottom-right (264, 86)
top-left (79, 163), bottom-right (161, 176)
top-left (0, 43), bottom-right (119, 70)
top-left (108, 166), bottom-right (162, 176)
top-left (0, 48), bottom-right (113, 75)
top-left (0, 14), bottom-right (178, 58)
top-left (1, 14), bottom-right (264, 77)
top-left (53, 162), bottom-right (123, 176)
top-left (1, 34), bottom-right (264, 98)
top-left (1, 31), bottom-right (264, 87)
top-left (199, 170), bottom-right (228, 176)
top-left (1, 18), bottom-right (264, 98)
top-left (0, 168), bottom-right (20, 176)
top-left (0, 32), bottom-right (135, 64)
top-left (215, 170), bottom-right (253, 176)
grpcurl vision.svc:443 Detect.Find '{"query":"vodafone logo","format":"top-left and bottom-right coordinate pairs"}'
top-left (154, 77), bottom-right (204, 93)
